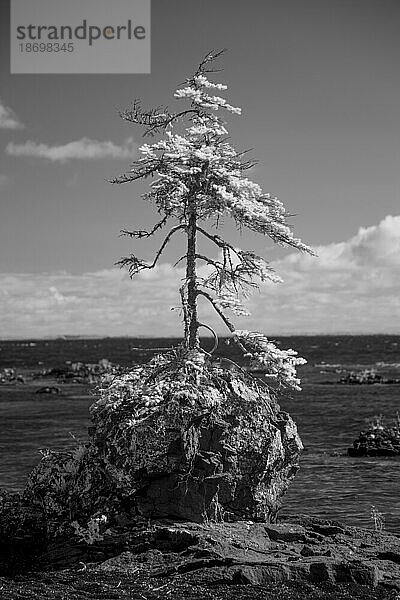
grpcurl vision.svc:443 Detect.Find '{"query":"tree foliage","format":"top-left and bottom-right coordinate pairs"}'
top-left (111, 51), bottom-right (314, 390)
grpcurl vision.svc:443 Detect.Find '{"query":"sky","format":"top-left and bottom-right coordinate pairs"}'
top-left (0, 0), bottom-right (400, 338)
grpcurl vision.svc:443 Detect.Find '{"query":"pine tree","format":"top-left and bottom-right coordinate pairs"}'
top-left (111, 50), bottom-right (313, 390)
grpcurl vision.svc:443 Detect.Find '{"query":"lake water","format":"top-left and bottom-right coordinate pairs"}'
top-left (1, 335), bottom-right (399, 532)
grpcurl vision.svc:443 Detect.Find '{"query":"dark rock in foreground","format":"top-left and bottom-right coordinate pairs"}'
top-left (0, 517), bottom-right (399, 598)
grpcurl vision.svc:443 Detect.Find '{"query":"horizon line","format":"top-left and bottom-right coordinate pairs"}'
top-left (1, 332), bottom-right (400, 341)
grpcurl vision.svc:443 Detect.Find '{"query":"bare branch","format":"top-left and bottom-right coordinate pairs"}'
top-left (173, 255), bottom-right (186, 267)
top-left (130, 345), bottom-right (181, 352)
top-left (193, 49), bottom-right (227, 77)
top-left (117, 224), bottom-right (185, 277)
top-left (109, 160), bottom-right (163, 185)
top-left (117, 52), bottom-right (227, 140)
top-left (143, 224), bottom-right (185, 268)
top-left (119, 98), bottom-right (202, 137)
top-left (198, 322), bottom-right (218, 355)
top-left (196, 250), bottom-right (259, 296)
top-left (179, 283), bottom-right (189, 342)
top-left (197, 289), bottom-right (254, 362)
top-left (120, 215), bottom-right (170, 239)
top-left (197, 289), bottom-right (235, 333)
top-left (195, 253), bottom-right (221, 270)
top-left (115, 254), bottom-right (148, 277)
top-left (119, 100), bottom-right (170, 128)
top-left (197, 227), bottom-right (241, 258)
top-left (196, 289), bottom-right (259, 360)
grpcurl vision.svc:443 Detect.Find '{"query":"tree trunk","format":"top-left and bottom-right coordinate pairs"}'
top-left (186, 200), bottom-right (199, 350)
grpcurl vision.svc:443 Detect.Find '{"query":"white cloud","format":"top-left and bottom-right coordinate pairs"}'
top-left (6, 137), bottom-right (137, 163)
top-left (0, 98), bottom-right (24, 129)
top-left (0, 268), bottom-right (184, 339)
top-left (0, 215), bottom-right (400, 338)
top-left (246, 214), bottom-right (400, 334)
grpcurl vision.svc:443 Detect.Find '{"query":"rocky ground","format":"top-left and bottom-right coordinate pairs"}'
top-left (1, 516), bottom-right (399, 599)
top-left (0, 569), bottom-right (397, 600)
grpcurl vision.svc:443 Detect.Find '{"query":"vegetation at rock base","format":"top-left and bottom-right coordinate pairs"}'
top-left (370, 505), bottom-right (386, 532)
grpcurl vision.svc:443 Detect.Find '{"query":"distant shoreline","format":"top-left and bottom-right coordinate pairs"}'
top-left (1, 333), bottom-right (400, 342)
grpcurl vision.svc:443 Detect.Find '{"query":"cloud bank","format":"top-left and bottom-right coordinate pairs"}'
top-left (6, 137), bottom-right (137, 163)
top-left (248, 214), bottom-right (400, 334)
top-left (0, 99), bottom-right (24, 129)
top-left (1, 215), bottom-right (399, 339)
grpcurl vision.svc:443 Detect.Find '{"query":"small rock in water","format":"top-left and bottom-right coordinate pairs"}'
top-left (348, 414), bottom-right (400, 457)
top-left (35, 386), bottom-right (61, 394)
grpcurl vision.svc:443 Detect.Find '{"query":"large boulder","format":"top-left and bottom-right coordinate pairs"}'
top-left (88, 358), bottom-right (302, 523)
top-left (2, 351), bottom-right (303, 542)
